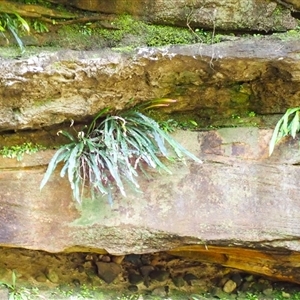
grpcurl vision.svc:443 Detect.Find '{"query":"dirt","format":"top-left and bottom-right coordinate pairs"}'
top-left (0, 247), bottom-right (300, 299)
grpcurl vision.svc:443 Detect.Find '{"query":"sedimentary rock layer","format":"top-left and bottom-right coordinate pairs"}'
top-left (0, 37), bottom-right (300, 131)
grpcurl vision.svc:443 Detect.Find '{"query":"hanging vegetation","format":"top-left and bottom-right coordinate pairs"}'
top-left (40, 99), bottom-right (202, 204)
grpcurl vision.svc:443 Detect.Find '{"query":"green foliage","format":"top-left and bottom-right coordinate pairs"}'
top-left (116, 295), bottom-right (139, 300)
top-left (248, 111), bottom-right (256, 117)
top-left (194, 28), bottom-right (222, 44)
top-left (40, 100), bottom-right (202, 204)
top-left (145, 25), bottom-right (196, 46)
top-left (31, 19), bottom-right (48, 33)
top-left (0, 142), bottom-right (46, 161)
top-left (269, 107), bottom-right (300, 156)
top-left (158, 119), bottom-right (198, 132)
top-left (79, 23), bottom-right (92, 36)
top-left (96, 15), bottom-right (220, 48)
top-left (0, 13), bottom-right (30, 53)
top-left (0, 270), bottom-right (32, 300)
top-left (245, 292), bottom-right (259, 300)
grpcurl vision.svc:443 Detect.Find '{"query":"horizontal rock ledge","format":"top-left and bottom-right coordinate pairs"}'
top-left (1, 127), bottom-right (300, 282)
top-left (0, 127), bottom-right (300, 253)
top-left (1, 37), bottom-right (300, 131)
top-left (48, 0), bottom-right (298, 31)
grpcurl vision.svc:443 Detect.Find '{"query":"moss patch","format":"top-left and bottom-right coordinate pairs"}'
top-left (0, 14), bottom-right (223, 52)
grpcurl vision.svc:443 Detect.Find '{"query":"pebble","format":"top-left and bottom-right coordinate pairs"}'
top-left (172, 275), bottom-right (185, 288)
top-left (96, 262), bottom-right (122, 284)
top-left (223, 279), bottom-right (237, 293)
top-left (143, 277), bottom-right (150, 288)
top-left (35, 273), bottom-right (47, 283)
top-left (210, 286), bottom-right (230, 299)
top-left (45, 267), bottom-right (59, 283)
top-left (124, 254), bottom-right (142, 266)
top-left (218, 276), bottom-right (230, 287)
top-left (183, 273), bottom-right (198, 285)
top-left (231, 272), bottom-right (243, 286)
top-left (101, 255), bottom-right (111, 262)
top-left (244, 275), bottom-right (254, 282)
top-left (251, 282), bottom-right (268, 292)
top-left (140, 265), bottom-right (154, 277)
top-left (149, 270), bottom-right (170, 282)
top-left (85, 254), bottom-right (94, 261)
top-left (112, 255), bottom-right (125, 265)
top-left (263, 287), bottom-right (273, 296)
top-left (128, 285), bottom-right (138, 292)
top-left (140, 255), bottom-right (151, 265)
top-left (239, 280), bottom-right (251, 292)
top-left (72, 279), bottom-right (80, 286)
top-left (151, 287), bottom-right (166, 297)
top-left (282, 291), bottom-right (291, 298)
top-left (128, 272), bottom-right (143, 285)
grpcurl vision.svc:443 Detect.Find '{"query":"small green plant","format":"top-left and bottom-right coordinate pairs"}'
top-left (146, 24), bottom-right (196, 46)
top-left (40, 99), bottom-right (202, 204)
top-left (0, 13), bottom-right (30, 53)
top-left (0, 142), bottom-right (46, 161)
top-left (231, 114), bottom-right (241, 119)
top-left (32, 19), bottom-right (48, 33)
top-left (79, 23), bottom-right (93, 36)
top-left (269, 107), bottom-right (300, 156)
top-left (0, 270), bottom-right (31, 300)
top-left (245, 292), bottom-right (259, 300)
top-left (158, 119), bottom-right (198, 133)
top-left (80, 284), bottom-right (94, 298)
top-left (116, 294), bottom-right (140, 300)
top-left (158, 119), bottom-right (179, 133)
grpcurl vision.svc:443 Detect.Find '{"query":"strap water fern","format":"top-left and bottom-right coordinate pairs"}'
top-left (269, 107), bottom-right (300, 156)
top-left (40, 99), bottom-right (202, 204)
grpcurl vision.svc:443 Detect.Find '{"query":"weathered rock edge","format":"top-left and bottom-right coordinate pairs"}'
top-left (1, 37), bottom-right (300, 132)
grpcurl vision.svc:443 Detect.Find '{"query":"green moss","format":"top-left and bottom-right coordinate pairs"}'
top-left (0, 142), bottom-right (46, 161)
top-left (112, 46), bottom-right (134, 53)
top-left (273, 25), bottom-right (300, 41)
top-left (71, 197), bottom-right (115, 226)
top-left (145, 24), bottom-right (196, 46)
top-left (230, 91), bottom-right (250, 104)
top-left (93, 15), bottom-right (220, 48)
top-left (55, 13), bottom-right (300, 50)
top-left (56, 25), bottom-right (99, 49)
top-left (273, 6), bottom-right (283, 16)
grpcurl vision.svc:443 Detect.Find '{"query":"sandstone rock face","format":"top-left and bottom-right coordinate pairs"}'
top-left (0, 37), bottom-right (300, 132)
top-left (49, 0), bottom-right (297, 31)
top-left (0, 128), bottom-right (300, 254)
top-left (1, 128), bottom-right (300, 281)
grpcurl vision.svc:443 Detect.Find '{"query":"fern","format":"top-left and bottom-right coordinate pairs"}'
top-left (40, 100), bottom-right (202, 204)
top-left (269, 107), bottom-right (300, 156)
